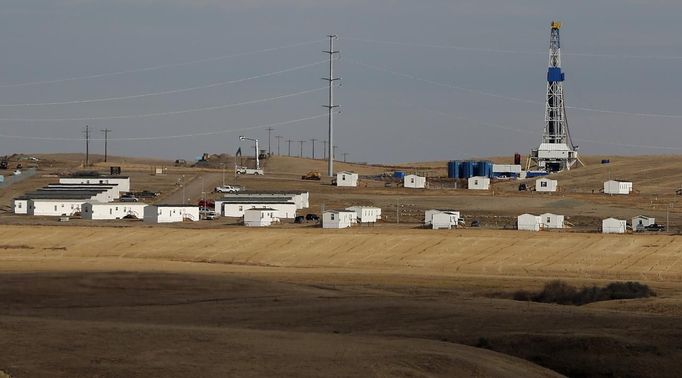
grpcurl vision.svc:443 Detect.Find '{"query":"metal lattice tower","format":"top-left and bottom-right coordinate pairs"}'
top-left (528, 21), bottom-right (581, 172)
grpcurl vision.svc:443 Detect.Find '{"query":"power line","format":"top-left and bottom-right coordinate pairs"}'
top-left (0, 60), bottom-right (328, 107)
top-left (0, 39), bottom-right (324, 88)
top-left (346, 58), bottom-right (682, 120)
top-left (0, 113), bottom-right (328, 141)
top-left (345, 37), bottom-right (682, 61)
top-left (0, 87), bottom-right (327, 122)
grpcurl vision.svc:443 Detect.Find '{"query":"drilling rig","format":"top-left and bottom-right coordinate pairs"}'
top-left (528, 21), bottom-right (582, 172)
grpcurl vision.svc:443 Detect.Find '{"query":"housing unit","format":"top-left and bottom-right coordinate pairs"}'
top-left (602, 218), bottom-right (627, 234)
top-left (517, 213), bottom-right (542, 231)
top-left (143, 205), bottom-right (200, 223)
top-left (336, 171), bottom-right (358, 187)
top-left (322, 210), bottom-right (355, 229)
top-left (82, 202), bottom-right (148, 220)
top-left (243, 208), bottom-right (279, 227)
top-left (536, 178), bottom-right (558, 192)
top-left (345, 206), bottom-right (382, 224)
top-left (467, 176), bottom-right (490, 190)
top-left (604, 180), bottom-right (632, 195)
top-left (404, 174), bottom-right (426, 189)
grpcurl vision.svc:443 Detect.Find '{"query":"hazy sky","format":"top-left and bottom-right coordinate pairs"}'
top-left (1, 0), bottom-right (681, 163)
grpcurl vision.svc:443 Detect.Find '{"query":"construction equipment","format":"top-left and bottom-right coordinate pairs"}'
top-left (302, 171), bottom-right (322, 180)
top-left (0, 156), bottom-right (8, 170)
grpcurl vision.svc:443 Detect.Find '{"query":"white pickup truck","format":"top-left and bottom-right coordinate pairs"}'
top-left (235, 167), bottom-right (264, 175)
top-left (214, 185), bottom-right (241, 193)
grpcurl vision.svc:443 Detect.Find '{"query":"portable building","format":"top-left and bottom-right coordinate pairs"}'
top-left (467, 176), bottom-right (490, 190)
top-left (222, 191), bottom-right (309, 209)
top-left (404, 174), bottom-right (426, 189)
top-left (143, 205), bottom-right (200, 223)
top-left (602, 218), bottom-right (627, 234)
top-left (81, 202), bottom-right (147, 220)
top-left (632, 215), bottom-right (655, 231)
top-left (322, 210), bottom-right (355, 229)
top-left (336, 171), bottom-right (358, 187)
top-left (424, 209), bottom-right (461, 227)
top-left (13, 198), bottom-right (28, 214)
top-left (345, 206), bottom-right (382, 224)
top-left (45, 183), bottom-right (121, 199)
top-left (604, 180), bottom-right (633, 195)
top-left (540, 213), bottom-right (564, 229)
top-left (218, 199), bottom-right (297, 219)
top-left (59, 175), bottom-right (130, 193)
top-left (27, 199), bottom-right (87, 216)
top-left (243, 208), bottom-right (279, 227)
top-left (517, 213), bottom-right (542, 231)
top-left (536, 178), bottom-right (558, 192)
top-left (492, 164), bottom-right (522, 178)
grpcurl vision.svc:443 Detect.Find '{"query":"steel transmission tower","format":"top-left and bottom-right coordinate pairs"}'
top-left (528, 21), bottom-right (581, 172)
top-left (323, 35), bottom-right (340, 176)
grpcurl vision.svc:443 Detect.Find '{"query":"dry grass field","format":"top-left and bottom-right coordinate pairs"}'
top-left (2, 153), bottom-right (682, 376)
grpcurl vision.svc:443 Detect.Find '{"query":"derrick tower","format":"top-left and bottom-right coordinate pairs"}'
top-left (528, 21), bottom-right (580, 172)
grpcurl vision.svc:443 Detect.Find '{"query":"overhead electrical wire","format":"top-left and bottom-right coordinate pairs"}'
top-left (345, 58), bottom-right (682, 119)
top-left (0, 60), bottom-right (330, 107)
top-left (0, 113), bottom-right (328, 141)
top-left (0, 39), bottom-right (324, 88)
top-left (0, 87), bottom-right (327, 122)
top-left (345, 37), bottom-right (682, 60)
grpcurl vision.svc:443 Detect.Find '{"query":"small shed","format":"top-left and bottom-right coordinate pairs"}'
top-left (244, 208), bottom-right (279, 227)
top-left (82, 202), bottom-right (147, 220)
top-left (517, 213), bottom-right (542, 231)
top-left (345, 206), bottom-right (382, 224)
top-left (143, 205), bottom-right (200, 223)
top-left (604, 180), bottom-right (633, 195)
top-left (336, 171), bottom-right (358, 187)
top-left (602, 218), bottom-right (627, 234)
top-left (13, 198), bottom-right (28, 214)
top-left (632, 215), bottom-right (655, 231)
top-left (536, 178), bottom-right (558, 192)
top-left (404, 174), bottom-right (426, 189)
top-left (540, 212), bottom-right (564, 229)
top-left (467, 176), bottom-right (490, 190)
top-left (322, 210), bottom-right (355, 229)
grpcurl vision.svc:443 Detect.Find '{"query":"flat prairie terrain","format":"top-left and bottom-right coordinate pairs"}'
top-left (1, 225), bottom-right (682, 377)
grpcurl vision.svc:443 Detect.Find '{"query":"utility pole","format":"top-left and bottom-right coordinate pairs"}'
top-left (333, 145), bottom-right (338, 161)
top-left (343, 152), bottom-right (349, 162)
top-left (266, 127), bottom-right (274, 155)
top-left (101, 128), bottom-right (111, 163)
top-left (322, 140), bottom-right (328, 159)
top-left (310, 138), bottom-right (317, 159)
top-left (83, 125), bottom-right (90, 166)
top-left (299, 140), bottom-right (305, 158)
top-left (275, 136), bottom-right (283, 156)
top-left (287, 139), bottom-right (292, 157)
top-left (323, 34), bottom-right (340, 177)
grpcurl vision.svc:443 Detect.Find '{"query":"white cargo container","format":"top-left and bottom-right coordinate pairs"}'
top-left (536, 178), bottom-right (558, 192)
top-left (243, 208), bottom-right (279, 227)
top-left (604, 180), bottom-right (632, 195)
top-left (602, 218), bottom-right (627, 234)
top-left (517, 213), bottom-right (542, 231)
top-left (322, 210), bottom-right (355, 229)
top-left (404, 174), bottom-right (426, 189)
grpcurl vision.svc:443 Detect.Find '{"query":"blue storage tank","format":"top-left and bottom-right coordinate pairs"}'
top-left (393, 171), bottom-right (405, 179)
top-left (461, 161), bottom-right (474, 179)
top-left (447, 161), bottom-right (456, 178)
top-left (484, 161), bottom-right (493, 178)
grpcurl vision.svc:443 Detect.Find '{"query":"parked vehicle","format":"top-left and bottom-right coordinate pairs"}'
top-left (518, 183), bottom-right (527, 191)
top-left (305, 213), bottom-right (319, 221)
top-left (644, 223), bottom-right (665, 232)
top-left (119, 196), bottom-right (139, 202)
top-left (197, 199), bottom-right (215, 209)
top-left (294, 215), bottom-right (306, 224)
top-left (470, 220), bottom-right (480, 227)
top-left (236, 167), bottom-right (263, 175)
top-left (215, 185), bottom-right (240, 193)
top-left (200, 208), bottom-right (217, 220)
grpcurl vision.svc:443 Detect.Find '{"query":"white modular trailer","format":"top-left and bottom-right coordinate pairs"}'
top-left (38, 186), bottom-right (117, 203)
top-left (222, 191), bottom-right (309, 209)
top-left (243, 208), bottom-right (279, 227)
top-left (467, 176), bottom-right (490, 190)
top-left (431, 213), bottom-right (457, 229)
top-left (536, 178), bottom-right (558, 192)
top-left (517, 213), bottom-right (542, 231)
top-left (143, 205), bottom-right (200, 223)
top-left (404, 174), bottom-right (426, 189)
top-left (604, 180), bottom-right (633, 195)
top-left (59, 176), bottom-right (130, 193)
top-left (336, 171), bottom-right (358, 187)
top-left (540, 213), bottom-right (564, 229)
top-left (27, 199), bottom-right (87, 216)
top-left (632, 215), bottom-right (655, 231)
top-left (45, 183), bottom-right (121, 199)
top-left (602, 218), bottom-right (627, 234)
top-left (492, 164), bottom-right (522, 174)
top-left (13, 199), bottom-right (28, 214)
top-left (345, 206), bottom-right (382, 224)
top-left (322, 210), bottom-right (355, 229)
top-left (218, 201), bottom-right (297, 219)
top-left (82, 202), bottom-right (147, 220)
top-left (424, 209), bottom-right (460, 227)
